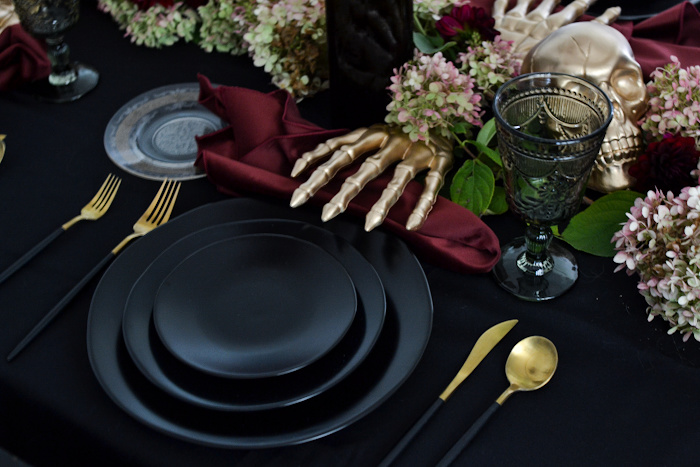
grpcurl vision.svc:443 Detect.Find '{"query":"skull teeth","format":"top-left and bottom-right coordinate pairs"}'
top-left (599, 134), bottom-right (643, 163)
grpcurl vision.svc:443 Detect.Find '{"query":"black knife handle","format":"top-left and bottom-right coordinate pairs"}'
top-left (436, 401), bottom-right (501, 467)
top-left (6, 251), bottom-right (115, 362)
top-left (379, 398), bottom-right (444, 467)
top-left (0, 227), bottom-right (64, 285)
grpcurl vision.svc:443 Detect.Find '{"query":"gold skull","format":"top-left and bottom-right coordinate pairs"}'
top-left (521, 22), bottom-right (649, 192)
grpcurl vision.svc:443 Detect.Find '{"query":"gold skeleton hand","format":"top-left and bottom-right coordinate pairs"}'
top-left (492, 0), bottom-right (621, 55)
top-left (289, 0), bottom-right (622, 232)
top-left (0, 0), bottom-right (19, 34)
top-left (290, 124), bottom-right (453, 232)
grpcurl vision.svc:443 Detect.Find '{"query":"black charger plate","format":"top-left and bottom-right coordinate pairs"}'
top-left (122, 220), bottom-right (386, 411)
top-left (88, 198), bottom-right (433, 448)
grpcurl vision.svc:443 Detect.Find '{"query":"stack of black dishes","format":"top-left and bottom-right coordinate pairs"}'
top-left (87, 198), bottom-right (433, 448)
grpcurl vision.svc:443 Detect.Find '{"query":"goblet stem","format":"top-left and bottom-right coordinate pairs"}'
top-left (46, 35), bottom-right (77, 86)
top-left (517, 224), bottom-right (554, 276)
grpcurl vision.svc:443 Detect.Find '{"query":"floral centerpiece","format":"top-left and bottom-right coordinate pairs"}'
top-left (97, 0), bottom-right (700, 341)
top-left (98, 0), bottom-right (329, 98)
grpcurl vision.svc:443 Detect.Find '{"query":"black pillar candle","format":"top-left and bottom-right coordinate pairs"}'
top-left (325, 0), bottom-right (414, 129)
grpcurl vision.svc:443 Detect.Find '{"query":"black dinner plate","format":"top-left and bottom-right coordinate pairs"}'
top-left (88, 198), bottom-right (433, 448)
top-left (154, 233), bottom-right (357, 379)
top-left (122, 220), bottom-right (386, 411)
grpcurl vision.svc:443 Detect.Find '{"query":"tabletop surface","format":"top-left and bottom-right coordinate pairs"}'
top-left (1, 2), bottom-right (700, 466)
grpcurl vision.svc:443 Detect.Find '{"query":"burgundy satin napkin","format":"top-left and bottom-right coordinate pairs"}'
top-left (0, 24), bottom-right (50, 91)
top-left (610, 1), bottom-right (700, 77)
top-left (195, 75), bottom-right (501, 274)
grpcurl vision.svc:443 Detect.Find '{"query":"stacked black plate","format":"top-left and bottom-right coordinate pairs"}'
top-left (87, 198), bottom-right (433, 448)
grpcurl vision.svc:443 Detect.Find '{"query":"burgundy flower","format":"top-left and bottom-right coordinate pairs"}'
top-left (435, 5), bottom-right (498, 43)
top-left (629, 134), bottom-right (700, 194)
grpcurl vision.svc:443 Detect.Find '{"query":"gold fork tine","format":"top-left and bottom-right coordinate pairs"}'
top-left (91, 174), bottom-right (121, 213)
top-left (7, 179), bottom-right (182, 362)
top-left (155, 180), bottom-right (181, 224)
top-left (0, 174), bottom-right (121, 285)
top-left (149, 180), bottom-right (178, 223)
top-left (112, 179), bottom-right (181, 254)
top-left (63, 173), bottom-right (121, 229)
top-left (141, 177), bottom-right (171, 222)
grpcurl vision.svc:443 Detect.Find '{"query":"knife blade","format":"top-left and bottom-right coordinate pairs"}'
top-left (378, 319), bottom-right (518, 467)
top-left (438, 318), bottom-right (518, 401)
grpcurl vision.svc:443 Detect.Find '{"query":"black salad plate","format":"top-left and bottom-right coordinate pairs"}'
top-left (154, 233), bottom-right (357, 379)
top-left (122, 220), bottom-right (386, 411)
top-left (87, 198), bottom-right (433, 448)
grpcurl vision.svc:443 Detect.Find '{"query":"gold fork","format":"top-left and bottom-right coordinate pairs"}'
top-left (0, 173), bottom-right (121, 285)
top-left (7, 179), bottom-right (181, 362)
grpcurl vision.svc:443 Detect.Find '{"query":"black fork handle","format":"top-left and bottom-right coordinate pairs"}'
top-left (0, 227), bottom-right (64, 285)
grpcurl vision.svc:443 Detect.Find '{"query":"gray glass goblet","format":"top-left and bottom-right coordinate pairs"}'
top-left (12, 0), bottom-right (98, 103)
top-left (492, 72), bottom-right (612, 301)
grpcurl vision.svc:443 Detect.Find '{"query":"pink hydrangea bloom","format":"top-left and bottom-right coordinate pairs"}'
top-left (385, 51), bottom-right (483, 143)
top-left (641, 56), bottom-right (700, 149)
top-left (613, 187), bottom-right (700, 342)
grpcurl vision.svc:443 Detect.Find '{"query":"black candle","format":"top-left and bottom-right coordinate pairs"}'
top-left (325, 0), bottom-right (414, 129)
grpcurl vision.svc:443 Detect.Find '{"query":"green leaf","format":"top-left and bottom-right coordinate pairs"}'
top-left (452, 121), bottom-right (473, 137)
top-left (471, 141), bottom-right (502, 167)
top-left (450, 159), bottom-right (495, 216)
top-left (413, 32), bottom-right (451, 54)
top-left (555, 190), bottom-right (642, 257)
top-left (476, 118), bottom-right (497, 147)
top-left (465, 119), bottom-right (501, 167)
top-left (485, 186), bottom-right (508, 215)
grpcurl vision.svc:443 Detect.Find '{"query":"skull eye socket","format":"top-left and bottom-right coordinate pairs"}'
top-left (610, 68), bottom-right (646, 102)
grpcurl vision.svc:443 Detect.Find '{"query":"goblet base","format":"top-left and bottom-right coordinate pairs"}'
top-left (493, 236), bottom-right (578, 301)
top-left (29, 63), bottom-right (99, 103)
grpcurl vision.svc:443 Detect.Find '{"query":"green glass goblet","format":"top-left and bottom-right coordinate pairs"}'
top-left (492, 72), bottom-right (613, 301)
top-left (12, 0), bottom-right (98, 103)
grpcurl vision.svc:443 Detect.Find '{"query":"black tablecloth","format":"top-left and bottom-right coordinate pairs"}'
top-left (1, 2), bottom-right (700, 466)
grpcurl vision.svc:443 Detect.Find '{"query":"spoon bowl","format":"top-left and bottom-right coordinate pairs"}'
top-left (437, 336), bottom-right (559, 467)
top-left (497, 336), bottom-right (558, 404)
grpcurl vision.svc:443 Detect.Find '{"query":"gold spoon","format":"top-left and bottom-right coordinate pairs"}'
top-left (436, 336), bottom-right (558, 466)
top-left (0, 135), bottom-right (5, 165)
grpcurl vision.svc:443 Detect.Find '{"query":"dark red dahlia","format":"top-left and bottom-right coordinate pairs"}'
top-left (435, 5), bottom-right (498, 43)
top-left (629, 134), bottom-right (700, 194)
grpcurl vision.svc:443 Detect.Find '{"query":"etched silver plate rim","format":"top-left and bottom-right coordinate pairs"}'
top-left (104, 83), bottom-right (225, 181)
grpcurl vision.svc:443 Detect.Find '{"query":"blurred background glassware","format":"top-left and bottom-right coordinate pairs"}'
top-left (12, 0), bottom-right (97, 102)
top-left (492, 73), bottom-right (612, 301)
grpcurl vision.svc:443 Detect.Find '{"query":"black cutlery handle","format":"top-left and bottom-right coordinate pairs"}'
top-left (436, 401), bottom-right (501, 467)
top-left (0, 227), bottom-right (64, 285)
top-left (6, 252), bottom-right (115, 362)
top-left (378, 398), bottom-right (444, 467)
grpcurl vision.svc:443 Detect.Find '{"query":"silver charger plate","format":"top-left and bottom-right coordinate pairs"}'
top-left (104, 83), bottom-right (225, 181)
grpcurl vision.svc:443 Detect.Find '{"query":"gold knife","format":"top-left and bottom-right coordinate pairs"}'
top-left (378, 319), bottom-right (518, 467)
